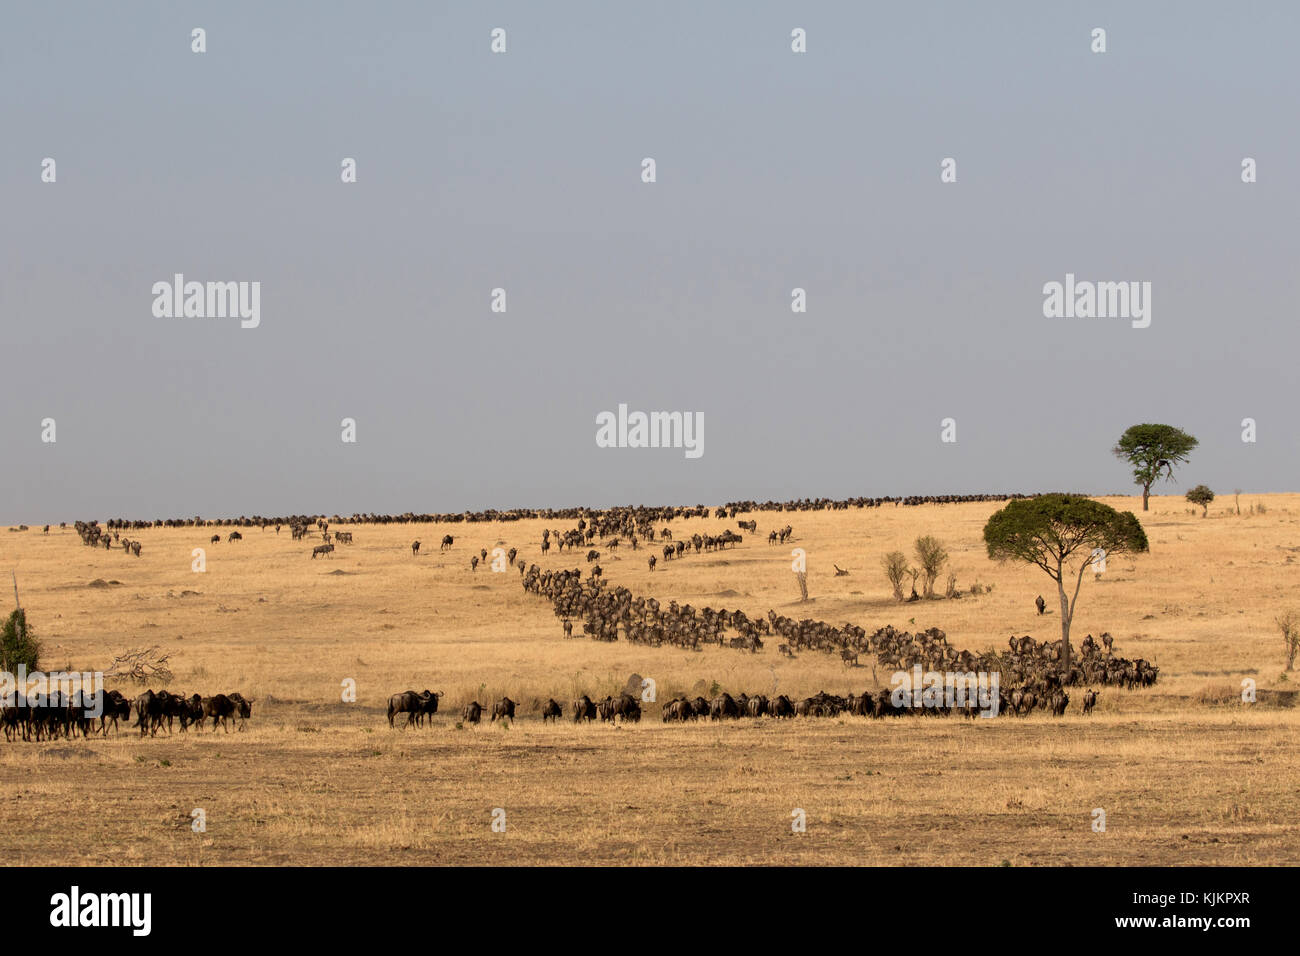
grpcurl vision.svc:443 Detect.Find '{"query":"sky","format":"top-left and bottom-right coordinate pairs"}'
top-left (2, 1), bottom-right (1297, 523)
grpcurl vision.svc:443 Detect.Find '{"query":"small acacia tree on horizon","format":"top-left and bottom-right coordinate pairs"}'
top-left (1186, 484), bottom-right (1214, 517)
top-left (983, 494), bottom-right (1149, 670)
top-left (1113, 423), bottom-right (1199, 511)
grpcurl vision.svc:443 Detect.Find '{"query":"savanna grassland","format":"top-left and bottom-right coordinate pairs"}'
top-left (0, 494), bottom-right (1297, 866)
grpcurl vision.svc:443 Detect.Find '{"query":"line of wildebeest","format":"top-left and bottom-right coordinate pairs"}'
top-left (1, 688), bottom-right (253, 742)
top-left (63, 492), bottom-right (1034, 535)
top-left (387, 679), bottom-right (1097, 728)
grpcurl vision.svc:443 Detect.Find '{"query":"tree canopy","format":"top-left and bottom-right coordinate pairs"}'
top-left (1186, 484), bottom-right (1215, 516)
top-left (984, 495), bottom-right (1148, 667)
top-left (1112, 424), bottom-right (1198, 511)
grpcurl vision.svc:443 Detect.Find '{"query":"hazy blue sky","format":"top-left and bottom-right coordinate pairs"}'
top-left (3, 2), bottom-right (1297, 523)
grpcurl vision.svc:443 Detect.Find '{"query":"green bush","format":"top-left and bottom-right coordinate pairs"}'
top-left (1, 608), bottom-right (41, 673)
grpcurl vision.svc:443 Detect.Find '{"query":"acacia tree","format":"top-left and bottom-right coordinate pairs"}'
top-left (984, 495), bottom-right (1149, 669)
top-left (1113, 424), bottom-right (1198, 511)
top-left (914, 536), bottom-right (949, 598)
top-left (881, 551), bottom-right (910, 601)
top-left (1186, 484), bottom-right (1214, 517)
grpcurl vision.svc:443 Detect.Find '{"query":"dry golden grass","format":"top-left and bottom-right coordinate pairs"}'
top-left (1, 493), bottom-right (1297, 865)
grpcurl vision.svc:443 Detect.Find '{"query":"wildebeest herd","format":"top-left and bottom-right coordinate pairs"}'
top-left (1, 688), bottom-right (253, 742)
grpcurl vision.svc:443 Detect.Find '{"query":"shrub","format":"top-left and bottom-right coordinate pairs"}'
top-left (881, 551), bottom-right (909, 601)
top-left (914, 536), bottom-right (949, 598)
top-left (0, 609), bottom-right (41, 673)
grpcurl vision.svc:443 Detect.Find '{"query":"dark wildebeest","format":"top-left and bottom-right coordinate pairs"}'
top-left (100, 689), bottom-right (132, 736)
top-left (462, 700), bottom-right (483, 724)
top-left (571, 695), bottom-right (597, 722)
top-left (709, 693), bottom-right (740, 721)
top-left (490, 697), bottom-right (517, 723)
top-left (312, 543), bottom-right (334, 559)
top-left (411, 540), bottom-right (421, 556)
top-left (419, 690), bottom-right (444, 725)
top-left (840, 649), bottom-right (859, 667)
top-left (768, 695), bottom-right (795, 718)
top-left (211, 534), bottom-right (220, 544)
top-left (1036, 595), bottom-right (1046, 615)
top-left (1082, 689), bottom-right (1098, 715)
top-left (470, 556), bottom-right (479, 571)
top-left (133, 689), bottom-right (165, 737)
top-left (541, 699), bottom-right (562, 722)
top-left (178, 693), bottom-right (205, 732)
top-left (2, 696), bottom-right (30, 742)
top-left (440, 534), bottom-right (454, 551)
top-left (204, 694), bottom-right (235, 732)
top-left (648, 556), bottom-right (656, 571)
top-left (388, 690), bottom-right (425, 728)
top-left (614, 693), bottom-right (641, 723)
top-left (229, 531), bottom-right (242, 542)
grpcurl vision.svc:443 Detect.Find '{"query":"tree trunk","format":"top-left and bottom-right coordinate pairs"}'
top-left (1142, 486), bottom-right (1151, 511)
top-left (1058, 581), bottom-right (1071, 670)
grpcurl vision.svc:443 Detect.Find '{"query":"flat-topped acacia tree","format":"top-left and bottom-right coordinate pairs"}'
top-left (983, 495), bottom-right (1149, 670)
top-left (1113, 424), bottom-right (1198, 511)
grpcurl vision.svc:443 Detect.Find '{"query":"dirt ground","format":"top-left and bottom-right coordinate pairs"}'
top-left (1, 493), bottom-right (1296, 865)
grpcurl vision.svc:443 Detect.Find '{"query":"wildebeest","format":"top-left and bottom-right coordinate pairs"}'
top-left (312, 543), bottom-right (334, 559)
top-left (648, 556), bottom-right (656, 571)
top-left (440, 534), bottom-right (454, 551)
top-left (709, 693), bottom-right (740, 720)
top-left (840, 649), bottom-right (858, 667)
top-left (133, 689), bottom-right (165, 737)
top-left (211, 534), bottom-right (220, 544)
top-left (202, 697), bottom-right (244, 733)
top-left (411, 540), bottom-right (420, 556)
top-left (541, 698), bottom-right (562, 722)
top-left (1035, 595), bottom-right (1046, 615)
top-left (470, 556), bottom-right (479, 571)
top-left (1082, 689), bottom-right (1098, 715)
top-left (571, 694), bottom-right (597, 722)
top-left (388, 689), bottom-right (440, 728)
top-left (178, 693), bottom-right (205, 732)
top-left (100, 689), bottom-right (132, 735)
top-left (229, 531), bottom-right (242, 542)
top-left (462, 700), bottom-right (483, 724)
top-left (491, 697), bottom-right (517, 723)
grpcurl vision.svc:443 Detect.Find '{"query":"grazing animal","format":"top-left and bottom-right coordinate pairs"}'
top-left (571, 695), bottom-right (597, 722)
top-left (834, 565), bottom-right (849, 576)
top-left (440, 534), bottom-right (454, 551)
top-left (312, 544), bottom-right (334, 559)
top-left (204, 694), bottom-right (238, 733)
top-left (411, 540), bottom-right (420, 556)
top-left (1082, 689), bottom-right (1098, 715)
top-left (648, 556), bottom-right (656, 571)
top-left (541, 699), bottom-right (562, 722)
top-left (388, 690), bottom-right (424, 728)
top-left (490, 697), bottom-right (517, 723)
top-left (1036, 595), bottom-right (1046, 615)
top-left (462, 700), bottom-right (483, 724)
top-left (840, 649), bottom-right (858, 667)
top-left (229, 531), bottom-right (242, 542)
top-left (211, 534), bottom-right (220, 544)
top-left (470, 556), bottom-right (479, 571)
